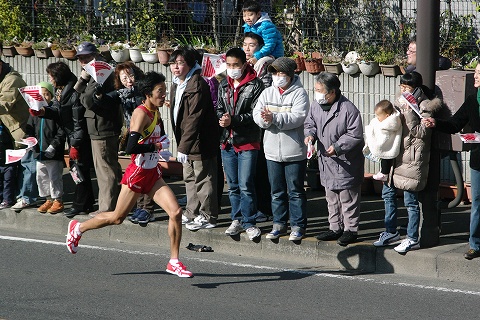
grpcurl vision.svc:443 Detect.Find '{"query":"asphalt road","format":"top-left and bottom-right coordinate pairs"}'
top-left (1, 229), bottom-right (479, 320)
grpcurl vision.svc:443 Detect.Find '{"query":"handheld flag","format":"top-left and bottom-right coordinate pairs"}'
top-left (83, 59), bottom-right (114, 85)
top-left (18, 86), bottom-right (48, 111)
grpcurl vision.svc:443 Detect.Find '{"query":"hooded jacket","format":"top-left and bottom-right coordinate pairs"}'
top-left (0, 62), bottom-right (29, 143)
top-left (391, 91), bottom-right (443, 191)
top-left (365, 109), bottom-right (402, 159)
top-left (216, 64), bottom-right (264, 147)
top-left (243, 12), bottom-right (284, 60)
top-left (253, 75), bottom-right (308, 162)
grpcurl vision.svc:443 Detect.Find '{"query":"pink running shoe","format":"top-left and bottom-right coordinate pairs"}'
top-left (66, 220), bottom-right (82, 254)
top-left (166, 261), bottom-right (193, 278)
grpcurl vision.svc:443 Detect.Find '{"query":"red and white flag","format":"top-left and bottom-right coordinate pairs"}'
top-left (83, 59), bottom-right (114, 85)
top-left (201, 53), bottom-right (226, 78)
top-left (18, 86), bottom-right (48, 111)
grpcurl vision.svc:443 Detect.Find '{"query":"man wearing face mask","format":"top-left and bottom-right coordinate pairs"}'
top-left (253, 57), bottom-right (309, 241)
top-left (217, 48), bottom-right (265, 240)
top-left (304, 72), bottom-right (364, 246)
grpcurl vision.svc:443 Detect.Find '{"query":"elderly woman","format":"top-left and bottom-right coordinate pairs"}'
top-left (304, 72), bottom-right (364, 246)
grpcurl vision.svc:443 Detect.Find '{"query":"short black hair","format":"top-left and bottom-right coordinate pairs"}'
top-left (226, 48), bottom-right (247, 64)
top-left (375, 100), bottom-right (394, 115)
top-left (169, 46), bottom-right (198, 69)
top-left (137, 71), bottom-right (166, 98)
top-left (243, 32), bottom-right (264, 47)
top-left (46, 62), bottom-right (72, 87)
top-left (400, 71), bottom-right (423, 88)
top-left (242, 1), bottom-right (261, 13)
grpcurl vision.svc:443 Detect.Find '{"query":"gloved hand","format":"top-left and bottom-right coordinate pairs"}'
top-left (159, 135), bottom-right (170, 149)
top-left (69, 146), bottom-right (79, 160)
top-left (29, 108), bottom-right (45, 117)
top-left (94, 84), bottom-right (104, 98)
top-left (44, 145), bottom-right (55, 158)
top-left (176, 152), bottom-right (188, 163)
top-left (80, 70), bottom-right (91, 82)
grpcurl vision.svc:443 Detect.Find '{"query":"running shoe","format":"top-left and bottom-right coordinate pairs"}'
top-left (66, 220), bottom-right (82, 254)
top-left (185, 215), bottom-right (216, 231)
top-left (225, 220), bottom-right (243, 236)
top-left (394, 238), bottom-right (420, 254)
top-left (166, 261), bottom-right (193, 278)
top-left (373, 231), bottom-right (400, 247)
top-left (245, 226), bottom-right (261, 240)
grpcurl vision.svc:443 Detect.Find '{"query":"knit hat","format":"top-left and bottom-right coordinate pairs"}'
top-left (268, 57), bottom-right (297, 78)
top-left (37, 81), bottom-right (54, 96)
top-left (76, 41), bottom-right (97, 56)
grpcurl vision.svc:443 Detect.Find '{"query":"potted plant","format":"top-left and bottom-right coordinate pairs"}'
top-left (357, 45), bottom-right (380, 76)
top-left (15, 39), bottom-right (34, 57)
top-left (375, 47), bottom-right (402, 77)
top-left (50, 42), bottom-right (62, 58)
top-left (110, 42), bottom-right (130, 63)
top-left (291, 51), bottom-right (306, 73)
top-left (304, 52), bottom-right (324, 74)
top-left (464, 55), bottom-right (479, 71)
top-left (32, 40), bottom-right (53, 59)
top-left (341, 51), bottom-right (360, 75)
top-left (156, 32), bottom-right (174, 65)
top-left (141, 41), bottom-right (159, 64)
top-left (1, 38), bottom-right (19, 57)
top-left (322, 48), bottom-right (343, 74)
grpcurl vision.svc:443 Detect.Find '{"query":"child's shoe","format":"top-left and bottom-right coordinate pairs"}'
top-left (373, 172), bottom-right (388, 181)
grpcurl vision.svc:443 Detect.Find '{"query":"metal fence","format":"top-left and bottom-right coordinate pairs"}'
top-left (4, 1), bottom-right (479, 66)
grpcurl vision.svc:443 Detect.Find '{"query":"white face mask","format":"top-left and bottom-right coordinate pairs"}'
top-left (272, 75), bottom-right (289, 88)
top-left (315, 92), bottom-right (328, 105)
top-left (227, 68), bottom-right (243, 80)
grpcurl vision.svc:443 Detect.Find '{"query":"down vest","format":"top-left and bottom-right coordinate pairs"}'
top-left (365, 109), bottom-right (402, 159)
top-left (391, 93), bottom-right (442, 192)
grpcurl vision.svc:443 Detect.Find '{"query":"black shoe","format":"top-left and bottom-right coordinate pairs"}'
top-left (63, 207), bottom-right (89, 218)
top-left (464, 249), bottom-right (480, 260)
top-left (337, 230), bottom-right (358, 246)
top-left (316, 230), bottom-right (343, 241)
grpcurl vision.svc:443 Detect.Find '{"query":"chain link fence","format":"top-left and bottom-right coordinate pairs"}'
top-left (4, 0), bottom-right (480, 66)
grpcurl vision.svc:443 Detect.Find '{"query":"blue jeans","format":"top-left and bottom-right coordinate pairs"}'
top-left (469, 168), bottom-right (480, 251)
top-left (17, 150), bottom-right (38, 204)
top-left (382, 183), bottom-right (420, 241)
top-left (221, 147), bottom-right (258, 228)
top-left (266, 159), bottom-right (307, 231)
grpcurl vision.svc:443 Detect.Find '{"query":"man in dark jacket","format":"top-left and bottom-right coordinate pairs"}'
top-left (74, 42), bottom-right (123, 215)
top-left (169, 47), bottom-right (219, 230)
top-left (217, 48), bottom-right (264, 240)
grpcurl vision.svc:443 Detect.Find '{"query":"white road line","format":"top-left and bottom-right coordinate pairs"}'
top-left (2, 234), bottom-right (480, 296)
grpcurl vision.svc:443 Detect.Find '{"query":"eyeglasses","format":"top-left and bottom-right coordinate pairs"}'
top-left (120, 74), bottom-right (135, 82)
top-left (407, 48), bottom-right (416, 54)
top-left (399, 84), bottom-right (414, 91)
top-left (168, 60), bottom-right (187, 67)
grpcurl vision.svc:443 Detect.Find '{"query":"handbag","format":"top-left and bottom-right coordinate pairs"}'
top-left (69, 160), bottom-right (84, 184)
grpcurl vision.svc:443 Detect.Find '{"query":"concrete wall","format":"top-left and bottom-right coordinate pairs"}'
top-left (2, 55), bottom-right (470, 183)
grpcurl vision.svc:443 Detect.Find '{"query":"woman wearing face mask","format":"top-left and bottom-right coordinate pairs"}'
top-left (217, 48), bottom-right (265, 240)
top-left (253, 57), bottom-right (309, 241)
top-left (304, 72), bottom-right (364, 246)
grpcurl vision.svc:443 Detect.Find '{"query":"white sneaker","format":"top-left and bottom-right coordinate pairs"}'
top-left (394, 238), bottom-right (420, 254)
top-left (373, 172), bottom-right (387, 181)
top-left (245, 226), bottom-right (261, 240)
top-left (373, 231), bottom-right (400, 247)
top-left (181, 214), bottom-right (191, 225)
top-left (185, 215), bottom-right (216, 231)
top-left (225, 220), bottom-right (243, 236)
top-left (11, 198), bottom-right (32, 212)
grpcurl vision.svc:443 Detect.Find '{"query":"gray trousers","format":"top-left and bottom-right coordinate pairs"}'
top-left (183, 156), bottom-right (218, 224)
top-left (325, 185), bottom-right (361, 232)
top-left (91, 136), bottom-right (122, 211)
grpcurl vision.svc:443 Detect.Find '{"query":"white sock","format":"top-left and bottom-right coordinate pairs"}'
top-left (75, 223), bottom-right (83, 236)
top-left (169, 258), bottom-right (179, 265)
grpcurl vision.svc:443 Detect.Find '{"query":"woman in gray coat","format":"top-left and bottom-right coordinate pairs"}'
top-left (304, 72), bottom-right (364, 246)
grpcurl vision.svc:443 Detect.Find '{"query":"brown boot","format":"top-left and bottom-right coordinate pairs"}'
top-left (47, 199), bottom-right (64, 214)
top-left (37, 199), bottom-right (53, 213)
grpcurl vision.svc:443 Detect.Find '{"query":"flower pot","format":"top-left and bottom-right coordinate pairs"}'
top-left (52, 48), bottom-right (62, 58)
top-left (322, 62), bottom-right (343, 75)
top-left (2, 45), bottom-right (17, 57)
top-left (157, 48), bottom-right (172, 65)
top-left (110, 48), bottom-right (130, 63)
top-left (305, 58), bottom-right (324, 74)
top-left (358, 61), bottom-right (380, 76)
top-left (15, 46), bottom-right (34, 57)
top-left (141, 51), bottom-right (158, 64)
top-left (379, 64), bottom-right (401, 77)
top-left (342, 62), bottom-right (360, 75)
top-left (60, 49), bottom-right (77, 60)
top-left (293, 56), bottom-right (306, 73)
top-left (34, 47), bottom-right (53, 59)
top-left (129, 48), bottom-right (143, 62)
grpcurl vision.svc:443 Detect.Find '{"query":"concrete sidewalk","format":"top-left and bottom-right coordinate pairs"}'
top-left (0, 172), bottom-right (478, 284)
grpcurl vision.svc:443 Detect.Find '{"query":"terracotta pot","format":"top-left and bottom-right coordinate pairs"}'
top-left (52, 49), bottom-right (62, 58)
top-left (15, 46), bottom-right (34, 57)
top-left (129, 48), bottom-right (143, 62)
top-left (379, 64), bottom-right (401, 77)
top-left (358, 61), bottom-right (380, 76)
top-left (157, 49), bottom-right (172, 65)
top-left (2, 46), bottom-right (17, 57)
top-left (34, 47), bottom-right (53, 59)
top-left (322, 62), bottom-right (343, 75)
top-left (293, 56), bottom-right (306, 73)
top-left (60, 49), bottom-right (78, 60)
top-left (305, 58), bottom-right (324, 74)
